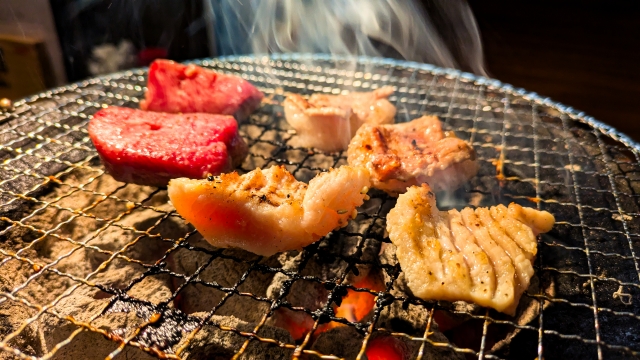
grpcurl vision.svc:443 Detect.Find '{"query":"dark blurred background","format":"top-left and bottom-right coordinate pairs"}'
top-left (466, 0), bottom-right (640, 140)
top-left (0, 0), bottom-right (639, 139)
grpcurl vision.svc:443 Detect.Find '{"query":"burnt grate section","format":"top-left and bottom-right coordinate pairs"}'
top-left (0, 54), bottom-right (638, 359)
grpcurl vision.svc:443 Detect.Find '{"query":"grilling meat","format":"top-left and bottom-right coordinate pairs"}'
top-left (347, 115), bottom-right (478, 195)
top-left (140, 59), bottom-right (264, 121)
top-left (283, 86), bottom-right (396, 152)
top-left (88, 106), bottom-right (247, 187)
top-left (167, 165), bottom-right (370, 256)
top-left (386, 184), bottom-right (554, 315)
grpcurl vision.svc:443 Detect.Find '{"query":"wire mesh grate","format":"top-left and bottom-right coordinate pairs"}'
top-left (0, 54), bottom-right (639, 359)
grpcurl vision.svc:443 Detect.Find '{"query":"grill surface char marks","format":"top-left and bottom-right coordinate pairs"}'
top-left (0, 55), bottom-right (638, 359)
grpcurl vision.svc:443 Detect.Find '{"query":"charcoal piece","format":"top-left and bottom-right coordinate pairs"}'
top-left (168, 235), bottom-right (275, 323)
top-left (0, 301), bottom-right (42, 359)
top-left (178, 313), bottom-right (293, 360)
top-left (0, 274), bottom-right (44, 359)
top-left (311, 326), bottom-right (463, 360)
top-left (264, 250), bottom-right (344, 338)
top-left (311, 326), bottom-right (363, 359)
top-left (39, 288), bottom-right (156, 360)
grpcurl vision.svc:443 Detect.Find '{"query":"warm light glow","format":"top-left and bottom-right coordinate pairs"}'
top-left (432, 310), bottom-right (465, 332)
top-left (318, 273), bottom-right (384, 333)
top-left (271, 308), bottom-right (315, 341)
top-left (282, 312), bottom-right (315, 341)
top-left (274, 274), bottom-right (384, 340)
top-left (365, 336), bottom-right (405, 360)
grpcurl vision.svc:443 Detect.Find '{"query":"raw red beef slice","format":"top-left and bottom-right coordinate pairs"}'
top-left (140, 59), bottom-right (264, 121)
top-left (88, 106), bottom-right (248, 187)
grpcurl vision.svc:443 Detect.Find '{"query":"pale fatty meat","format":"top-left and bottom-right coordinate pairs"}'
top-left (386, 184), bottom-right (554, 315)
top-left (167, 165), bottom-right (370, 256)
top-left (283, 87), bottom-right (396, 152)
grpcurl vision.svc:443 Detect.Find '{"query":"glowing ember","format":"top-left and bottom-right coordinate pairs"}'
top-left (273, 273), bottom-right (384, 340)
top-left (270, 308), bottom-right (316, 341)
top-left (281, 311), bottom-right (315, 341)
top-left (432, 310), bottom-right (466, 332)
top-left (365, 336), bottom-right (406, 360)
top-left (319, 273), bottom-right (384, 333)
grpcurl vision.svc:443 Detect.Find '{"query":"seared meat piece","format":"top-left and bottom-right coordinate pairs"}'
top-left (88, 107), bottom-right (247, 187)
top-left (141, 60), bottom-right (264, 121)
top-left (167, 165), bottom-right (370, 256)
top-left (347, 115), bottom-right (478, 195)
top-left (283, 87), bottom-right (396, 152)
top-left (386, 184), bottom-right (554, 315)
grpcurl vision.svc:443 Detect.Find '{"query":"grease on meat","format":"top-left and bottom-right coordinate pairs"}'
top-left (168, 165), bottom-right (370, 256)
top-left (386, 184), bottom-right (554, 315)
top-left (348, 115), bottom-right (478, 195)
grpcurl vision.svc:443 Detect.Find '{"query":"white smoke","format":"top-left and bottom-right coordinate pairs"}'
top-left (209, 0), bottom-right (486, 75)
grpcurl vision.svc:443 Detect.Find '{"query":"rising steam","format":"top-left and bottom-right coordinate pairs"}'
top-left (209, 0), bottom-right (486, 75)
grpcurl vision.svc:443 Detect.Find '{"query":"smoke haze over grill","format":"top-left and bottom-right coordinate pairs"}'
top-left (209, 0), bottom-right (486, 75)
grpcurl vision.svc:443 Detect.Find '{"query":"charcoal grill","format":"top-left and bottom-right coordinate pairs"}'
top-left (0, 53), bottom-right (639, 360)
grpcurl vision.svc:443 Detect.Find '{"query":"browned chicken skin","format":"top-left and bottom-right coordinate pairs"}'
top-left (347, 115), bottom-right (478, 195)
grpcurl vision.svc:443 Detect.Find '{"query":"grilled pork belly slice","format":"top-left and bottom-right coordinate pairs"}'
top-left (347, 115), bottom-right (478, 195)
top-left (140, 59), bottom-right (264, 121)
top-left (283, 87), bottom-right (396, 152)
top-left (167, 165), bottom-right (370, 256)
top-left (88, 106), bottom-right (248, 187)
top-left (386, 184), bottom-right (555, 315)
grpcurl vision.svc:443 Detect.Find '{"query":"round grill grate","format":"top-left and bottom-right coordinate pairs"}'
top-left (0, 54), bottom-right (639, 359)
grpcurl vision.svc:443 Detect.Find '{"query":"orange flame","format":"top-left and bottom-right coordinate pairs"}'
top-left (318, 274), bottom-right (384, 333)
top-left (273, 273), bottom-right (384, 340)
top-left (270, 307), bottom-right (315, 341)
top-left (281, 310), bottom-right (315, 341)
